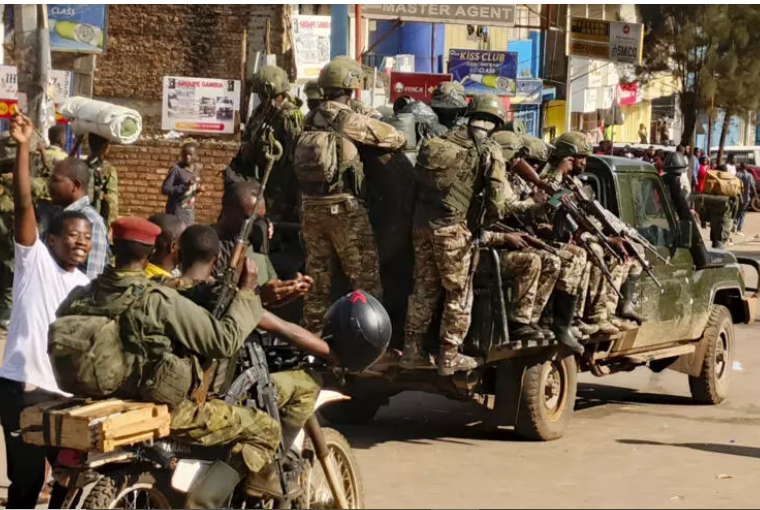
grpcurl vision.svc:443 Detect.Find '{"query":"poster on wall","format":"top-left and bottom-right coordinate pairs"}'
top-left (161, 76), bottom-right (241, 134)
top-left (48, 4), bottom-right (108, 53)
top-left (292, 15), bottom-right (331, 80)
top-left (447, 49), bottom-right (518, 96)
top-left (0, 65), bottom-right (73, 120)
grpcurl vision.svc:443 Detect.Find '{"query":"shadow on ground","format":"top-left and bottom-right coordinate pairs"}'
top-left (328, 381), bottom-right (695, 450)
top-left (617, 439), bottom-right (760, 459)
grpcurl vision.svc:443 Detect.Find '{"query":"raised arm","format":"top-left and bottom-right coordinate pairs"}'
top-left (10, 114), bottom-right (37, 247)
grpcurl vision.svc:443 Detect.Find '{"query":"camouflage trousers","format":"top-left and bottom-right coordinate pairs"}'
top-left (301, 198), bottom-right (383, 333)
top-left (405, 223), bottom-right (473, 348)
top-left (500, 250), bottom-right (542, 324)
top-left (707, 198), bottom-right (738, 248)
top-left (170, 370), bottom-right (321, 475)
top-left (582, 242), bottom-right (644, 321)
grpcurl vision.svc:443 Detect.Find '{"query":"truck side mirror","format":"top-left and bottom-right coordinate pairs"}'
top-left (678, 219), bottom-right (693, 248)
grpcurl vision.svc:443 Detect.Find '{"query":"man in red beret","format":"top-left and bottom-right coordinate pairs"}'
top-left (50, 215), bottom-right (337, 507)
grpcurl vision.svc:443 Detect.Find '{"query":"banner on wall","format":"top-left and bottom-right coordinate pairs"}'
top-left (389, 71), bottom-right (451, 103)
top-left (511, 79), bottom-right (543, 106)
top-left (447, 49), bottom-right (518, 96)
top-left (292, 15), bottom-right (331, 80)
top-left (162, 76), bottom-right (241, 134)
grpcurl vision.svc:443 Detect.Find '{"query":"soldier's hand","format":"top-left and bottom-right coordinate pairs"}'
top-left (531, 188), bottom-right (548, 205)
top-left (10, 114), bottom-right (34, 146)
top-left (556, 156), bottom-right (575, 176)
top-left (502, 232), bottom-right (529, 250)
top-left (609, 236), bottom-right (630, 259)
top-left (260, 279), bottom-right (299, 305)
top-left (240, 258), bottom-right (260, 291)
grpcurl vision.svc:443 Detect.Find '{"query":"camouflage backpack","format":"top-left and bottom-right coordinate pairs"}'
top-left (49, 280), bottom-right (195, 406)
top-left (294, 106), bottom-right (363, 196)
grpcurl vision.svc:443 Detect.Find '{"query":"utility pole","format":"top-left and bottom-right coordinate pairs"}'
top-left (13, 4), bottom-right (53, 147)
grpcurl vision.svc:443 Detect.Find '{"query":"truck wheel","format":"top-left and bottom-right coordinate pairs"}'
top-left (514, 349), bottom-right (578, 441)
top-left (689, 305), bottom-right (734, 405)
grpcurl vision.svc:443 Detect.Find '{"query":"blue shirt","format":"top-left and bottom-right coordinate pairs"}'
top-left (64, 195), bottom-right (109, 279)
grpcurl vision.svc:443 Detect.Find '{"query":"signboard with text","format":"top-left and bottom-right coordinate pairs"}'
top-left (161, 76), bottom-right (241, 134)
top-left (292, 15), bottom-right (331, 80)
top-left (511, 79), bottom-right (543, 106)
top-left (448, 49), bottom-right (517, 96)
top-left (568, 17), bottom-right (643, 64)
top-left (0, 65), bottom-right (73, 120)
top-left (389, 71), bottom-right (451, 103)
top-left (357, 4), bottom-right (515, 27)
top-left (48, 4), bottom-right (108, 53)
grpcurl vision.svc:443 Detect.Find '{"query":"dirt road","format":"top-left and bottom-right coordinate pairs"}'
top-left (342, 321), bottom-right (760, 508)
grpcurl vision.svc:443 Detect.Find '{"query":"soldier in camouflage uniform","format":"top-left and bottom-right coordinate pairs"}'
top-left (429, 81), bottom-right (468, 130)
top-left (488, 130), bottom-right (586, 354)
top-left (294, 57), bottom-right (406, 334)
top-left (304, 80), bottom-right (323, 112)
top-left (401, 94), bottom-right (508, 375)
top-left (228, 65), bottom-right (304, 225)
top-left (86, 133), bottom-right (118, 227)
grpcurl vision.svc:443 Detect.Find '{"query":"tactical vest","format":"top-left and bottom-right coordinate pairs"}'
top-left (49, 280), bottom-right (197, 408)
top-left (413, 129), bottom-right (487, 223)
top-left (294, 105), bottom-right (364, 197)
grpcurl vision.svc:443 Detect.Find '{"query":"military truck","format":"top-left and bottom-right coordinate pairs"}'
top-left (318, 155), bottom-right (758, 441)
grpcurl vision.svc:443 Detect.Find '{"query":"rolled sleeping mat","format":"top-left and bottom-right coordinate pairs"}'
top-left (504, 119), bottom-right (526, 136)
top-left (58, 96), bottom-right (142, 144)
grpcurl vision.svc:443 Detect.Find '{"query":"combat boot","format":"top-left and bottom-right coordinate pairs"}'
top-left (400, 334), bottom-right (436, 370)
top-left (589, 317), bottom-right (620, 335)
top-left (532, 323), bottom-right (555, 340)
top-left (573, 319), bottom-right (600, 336)
top-left (551, 291), bottom-right (585, 355)
top-left (437, 344), bottom-right (480, 376)
top-left (610, 316), bottom-right (638, 331)
top-left (245, 462), bottom-right (301, 499)
top-left (508, 321), bottom-right (545, 341)
top-left (618, 275), bottom-right (647, 323)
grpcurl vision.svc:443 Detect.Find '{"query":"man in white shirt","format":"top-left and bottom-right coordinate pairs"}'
top-left (0, 114), bottom-right (92, 509)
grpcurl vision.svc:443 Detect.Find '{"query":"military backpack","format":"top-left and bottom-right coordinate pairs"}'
top-left (49, 281), bottom-right (196, 407)
top-left (703, 170), bottom-right (743, 199)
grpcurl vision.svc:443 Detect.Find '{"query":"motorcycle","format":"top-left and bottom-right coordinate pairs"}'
top-left (44, 333), bottom-right (364, 509)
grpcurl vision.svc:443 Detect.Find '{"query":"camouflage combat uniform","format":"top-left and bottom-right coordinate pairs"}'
top-left (55, 267), bottom-right (279, 476)
top-left (404, 123), bottom-right (507, 373)
top-left (295, 99), bottom-right (405, 333)
top-left (87, 157), bottom-right (119, 226)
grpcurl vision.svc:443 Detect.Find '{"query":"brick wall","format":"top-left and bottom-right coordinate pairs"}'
top-left (108, 139), bottom-right (238, 223)
top-left (93, 4), bottom-right (291, 134)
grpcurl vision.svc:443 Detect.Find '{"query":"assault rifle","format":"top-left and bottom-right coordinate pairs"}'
top-left (554, 195), bottom-right (625, 264)
top-left (489, 222), bottom-right (560, 256)
top-left (564, 176), bottom-right (667, 287)
top-left (564, 216), bottom-right (624, 300)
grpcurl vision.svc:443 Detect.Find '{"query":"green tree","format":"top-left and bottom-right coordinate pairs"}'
top-left (712, 5), bottom-right (760, 162)
top-left (637, 5), bottom-right (729, 146)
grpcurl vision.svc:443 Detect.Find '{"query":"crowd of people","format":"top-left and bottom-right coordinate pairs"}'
top-left (0, 52), bottom-right (754, 509)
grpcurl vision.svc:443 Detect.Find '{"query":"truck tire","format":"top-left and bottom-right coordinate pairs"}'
top-left (514, 349), bottom-right (578, 441)
top-left (689, 305), bottom-right (734, 405)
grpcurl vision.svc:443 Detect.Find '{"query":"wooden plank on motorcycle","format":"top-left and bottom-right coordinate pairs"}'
top-left (20, 398), bottom-right (171, 453)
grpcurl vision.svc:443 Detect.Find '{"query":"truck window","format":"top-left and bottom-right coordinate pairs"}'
top-left (628, 175), bottom-right (675, 247)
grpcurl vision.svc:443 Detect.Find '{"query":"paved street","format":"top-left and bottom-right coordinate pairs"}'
top-left (2, 216), bottom-right (760, 508)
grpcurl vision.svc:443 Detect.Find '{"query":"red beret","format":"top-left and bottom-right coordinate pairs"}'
top-left (111, 217), bottom-right (162, 245)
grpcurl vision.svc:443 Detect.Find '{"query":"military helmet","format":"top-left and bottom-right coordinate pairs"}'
top-left (322, 290), bottom-right (392, 372)
top-left (303, 80), bottom-right (322, 100)
top-left (520, 134), bottom-right (551, 162)
top-left (504, 119), bottom-right (526, 136)
top-left (319, 56), bottom-right (364, 90)
top-left (465, 94), bottom-right (506, 124)
top-left (552, 131), bottom-right (592, 159)
top-left (252, 65), bottom-right (290, 98)
top-left (663, 151), bottom-right (689, 173)
top-left (491, 131), bottom-right (523, 161)
top-left (430, 81), bottom-right (467, 110)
